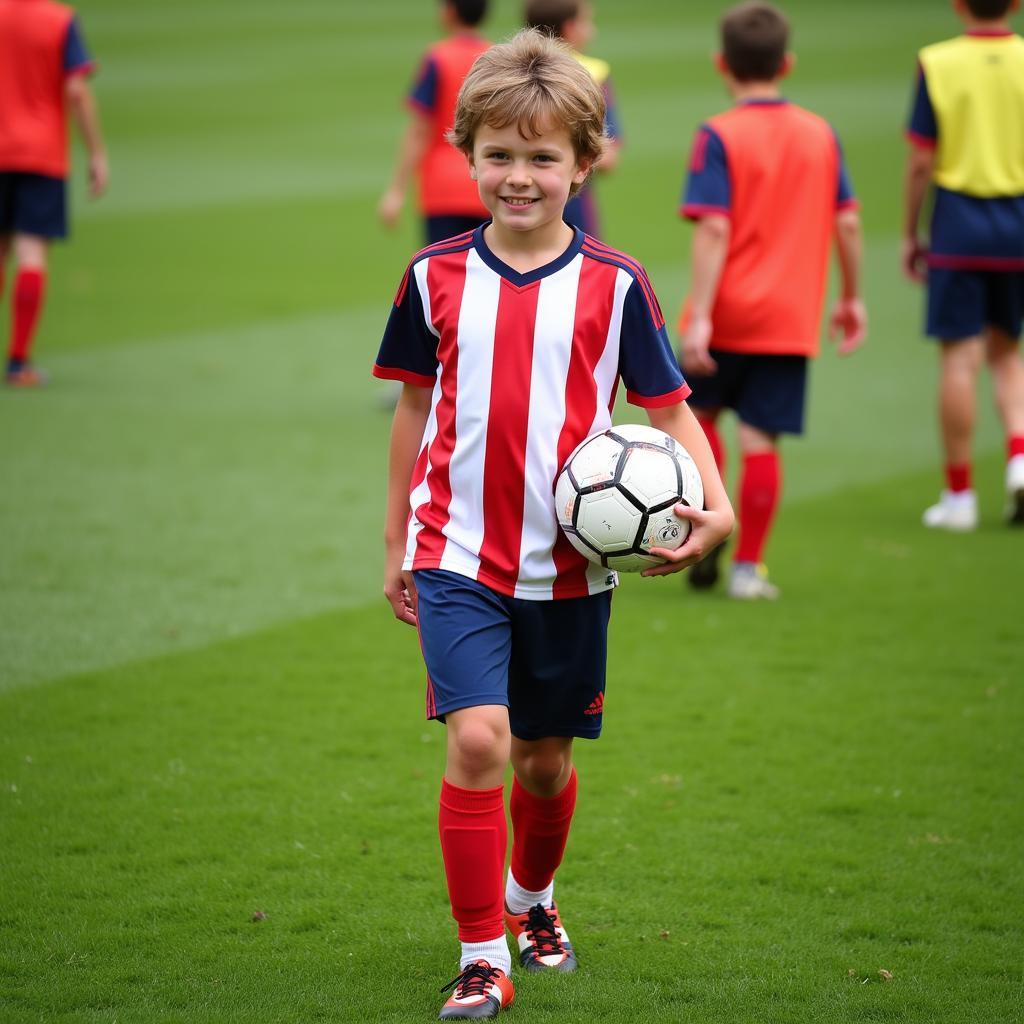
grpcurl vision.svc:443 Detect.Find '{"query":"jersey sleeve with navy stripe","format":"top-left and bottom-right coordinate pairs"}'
top-left (616, 270), bottom-right (689, 407)
top-left (63, 16), bottom-right (93, 74)
top-left (408, 52), bottom-right (439, 114)
top-left (374, 259), bottom-right (439, 386)
top-left (834, 131), bottom-right (857, 207)
top-left (681, 125), bottom-right (730, 218)
top-left (907, 65), bottom-right (938, 147)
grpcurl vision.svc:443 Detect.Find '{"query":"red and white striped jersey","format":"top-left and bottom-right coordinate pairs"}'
top-left (374, 225), bottom-right (690, 600)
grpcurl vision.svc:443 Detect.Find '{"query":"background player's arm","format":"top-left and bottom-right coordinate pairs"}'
top-left (383, 383), bottom-right (432, 625)
top-left (829, 208), bottom-right (867, 354)
top-left (378, 112), bottom-right (432, 229)
top-left (681, 214), bottom-right (730, 376)
top-left (642, 400), bottom-right (734, 577)
top-left (902, 144), bottom-right (935, 283)
top-left (66, 74), bottom-right (107, 199)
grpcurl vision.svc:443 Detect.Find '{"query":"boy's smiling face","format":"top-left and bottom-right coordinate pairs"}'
top-left (469, 119), bottom-right (591, 239)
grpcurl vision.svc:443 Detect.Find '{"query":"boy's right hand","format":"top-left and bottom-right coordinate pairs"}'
top-left (378, 187), bottom-right (404, 230)
top-left (384, 544), bottom-right (417, 626)
top-left (901, 237), bottom-right (927, 284)
top-left (681, 314), bottom-right (718, 377)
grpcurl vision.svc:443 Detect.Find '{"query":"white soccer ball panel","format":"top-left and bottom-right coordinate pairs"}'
top-left (553, 469), bottom-right (578, 530)
top-left (575, 489), bottom-right (642, 554)
top-left (605, 550), bottom-right (664, 572)
top-left (639, 508), bottom-right (691, 553)
top-left (566, 433), bottom-right (624, 490)
top-left (561, 526), bottom-right (604, 565)
top-left (618, 446), bottom-right (681, 509)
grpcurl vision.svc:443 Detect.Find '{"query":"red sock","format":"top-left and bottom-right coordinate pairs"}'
top-left (1008, 436), bottom-right (1024, 461)
top-left (10, 268), bottom-right (46, 364)
top-left (734, 451), bottom-right (781, 564)
top-left (509, 768), bottom-right (578, 894)
top-left (697, 415), bottom-right (725, 475)
top-left (438, 780), bottom-right (507, 942)
top-left (945, 463), bottom-right (972, 493)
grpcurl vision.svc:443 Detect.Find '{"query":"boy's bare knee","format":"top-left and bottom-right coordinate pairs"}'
top-left (512, 738), bottom-right (574, 796)
top-left (447, 709), bottom-right (511, 780)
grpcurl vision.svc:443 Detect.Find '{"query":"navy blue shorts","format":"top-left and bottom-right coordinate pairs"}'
top-left (424, 215), bottom-right (486, 246)
top-left (685, 350), bottom-right (809, 435)
top-left (414, 569), bottom-right (612, 741)
top-left (926, 266), bottom-right (1024, 341)
top-left (0, 172), bottom-right (68, 239)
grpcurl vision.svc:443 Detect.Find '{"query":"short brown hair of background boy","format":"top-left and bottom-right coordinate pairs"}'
top-left (963, 0), bottom-right (1014, 17)
top-left (523, 0), bottom-right (579, 35)
top-left (447, 27), bottom-right (607, 196)
top-left (720, 1), bottom-right (789, 82)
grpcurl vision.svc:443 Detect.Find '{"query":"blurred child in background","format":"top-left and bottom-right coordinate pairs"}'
top-left (0, 0), bottom-right (108, 387)
top-left (524, 0), bottom-right (622, 239)
top-left (677, 1), bottom-right (866, 599)
top-left (903, 0), bottom-right (1024, 529)
top-left (378, 0), bottom-right (490, 245)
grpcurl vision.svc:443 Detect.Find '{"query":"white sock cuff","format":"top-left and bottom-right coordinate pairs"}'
top-left (505, 871), bottom-right (554, 914)
top-left (460, 937), bottom-right (512, 976)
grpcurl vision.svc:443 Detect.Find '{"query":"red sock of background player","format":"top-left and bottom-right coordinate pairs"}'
top-left (697, 415), bottom-right (726, 476)
top-left (734, 450), bottom-right (781, 564)
top-left (1006, 436), bottom-right (1024, 462)
top-left (505, 768), bottom-right (577, 911)
top-left (945, 463), bottom-right (972, 493)
top-left (438, 779), bottom-right (511, 973)
top-left (9, 268), bottom-right (46, 368)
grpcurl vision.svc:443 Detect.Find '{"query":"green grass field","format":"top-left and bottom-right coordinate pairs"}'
top-left (1, 1), bottom-right (1022, 1021)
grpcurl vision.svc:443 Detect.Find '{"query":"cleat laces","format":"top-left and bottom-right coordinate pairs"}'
top-left (440, 961), bottom-right (500, 999)
top-left (523, 904), bottom-right (564, 958)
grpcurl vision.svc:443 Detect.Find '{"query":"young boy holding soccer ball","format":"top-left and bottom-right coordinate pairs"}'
top-left (373, 29), bottom-right (732, 1021)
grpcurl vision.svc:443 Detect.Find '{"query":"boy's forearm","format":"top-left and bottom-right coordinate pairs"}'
top-left (67, 79), bottom-right (105, 157)
top-left (834, 209), bottom-right (863, 300)
top-left (385, 385), bottom-right (432, 546)
top-left (387, 115), bottom-right (432, 193)
top-left (647, 401), bottom-right (730, 516)
top-left (903, 148), bottom-right (934, 239)
top-left (687, 216), bottom-right (730, 315)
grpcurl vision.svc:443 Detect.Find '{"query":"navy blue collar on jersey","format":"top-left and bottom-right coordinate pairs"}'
top-left (738, 96), bottom-right (788, 107)
top-left (473, 222), bottom-right (586, 286)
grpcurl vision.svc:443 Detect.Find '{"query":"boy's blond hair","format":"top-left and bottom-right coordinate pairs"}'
top-left (448, 28), bottom-right (607, 194)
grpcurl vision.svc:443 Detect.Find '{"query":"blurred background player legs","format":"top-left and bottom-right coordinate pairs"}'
top-left (1, 227), bottom-right (48, 387)
top-left (924, 323), bottom-right (1024, 530)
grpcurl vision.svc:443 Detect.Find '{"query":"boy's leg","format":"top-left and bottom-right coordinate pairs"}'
top-left (505, 737), bottom-right (578, 971)
top-left (729, 421), bottom-right (781, 600)
top-left (7, 233), bottom-right (48, 385)
top-left (986, 327), bottom-right (1024, 524)
top-left (502, 589), bottom-right (611, 973)
top-left (442, 705), bottom-right (513, 965)
top-left (415, 571), bottom-right (516, 1017)
top-left (923, 337), bottom-right (983, 530)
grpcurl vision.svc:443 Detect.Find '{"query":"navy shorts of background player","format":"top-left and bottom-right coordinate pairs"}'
top-left (686, 351), bottom-right (809, 436)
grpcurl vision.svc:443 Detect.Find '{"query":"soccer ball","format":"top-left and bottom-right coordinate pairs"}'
top-left (554, 423), bottom-right (704, 573)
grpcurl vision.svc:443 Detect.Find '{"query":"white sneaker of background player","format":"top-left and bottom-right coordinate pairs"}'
top-left (1006, 454), bottom-right (1024, 525)
top-left (922, 489), bottom-right (978, 531)
top-left (727, 561), bottom-right (780, 600)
